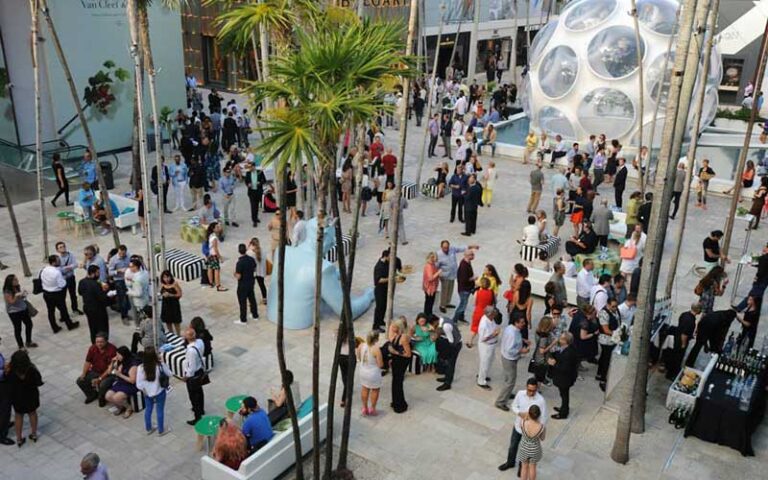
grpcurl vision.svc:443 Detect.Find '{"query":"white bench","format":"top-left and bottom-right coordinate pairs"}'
top-left (528, 267), bottom-right (577, 305)
top-left (200, 403), bottom-right (328, 480)
top-left (73, 191), bottom-right (140, 230)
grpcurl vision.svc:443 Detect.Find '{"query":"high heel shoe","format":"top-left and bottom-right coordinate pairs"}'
top-left (17, 437), bottom-right (25, 448)
top-left (29, 434), bottom-right (38, 443)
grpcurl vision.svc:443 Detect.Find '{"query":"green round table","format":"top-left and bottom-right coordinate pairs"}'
top-left (574, 250), bottom-right (621, 277)
top-left (225, 395), bottom-right (248, 418)
top-left (194, 415), bottom-right (224, 452)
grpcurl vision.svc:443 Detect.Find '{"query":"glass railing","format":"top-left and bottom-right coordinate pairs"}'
top-left (0, 138), bottom-right (88, 180)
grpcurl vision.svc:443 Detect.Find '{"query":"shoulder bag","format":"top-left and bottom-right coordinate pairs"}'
top-left (620, 244), bottom-right (637, 260)
top-left (188, 346), bottom-right (211, 388)
top-left (32, 270), bottom-right (43, 295)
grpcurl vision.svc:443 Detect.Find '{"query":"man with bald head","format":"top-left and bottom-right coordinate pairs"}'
top-left (184, 328), bottom-right (206, 425)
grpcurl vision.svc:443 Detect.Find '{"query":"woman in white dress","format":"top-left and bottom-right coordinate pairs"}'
top-left (477, 306), bottom-right (501, 390)
top-left (619, 230), bottom-right (642, 282)
top-left (357, 330), bottom-right (384, 416)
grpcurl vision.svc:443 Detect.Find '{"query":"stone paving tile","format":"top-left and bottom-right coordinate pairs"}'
top-left (0, 113), bottom-right (766, 479)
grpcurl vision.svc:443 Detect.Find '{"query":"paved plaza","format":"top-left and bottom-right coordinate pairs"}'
top-left (0, 115), bottom-right (766, 480)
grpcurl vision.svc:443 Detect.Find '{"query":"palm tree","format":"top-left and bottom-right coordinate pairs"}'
top-left (0, 171), bottom-right (31, 277)
top-left (630, 0), bottom-right (644, 193)
top-left (611, 0), bottom-right (701, 463)
top-left (218, 5), bottom-right (411, 475)
top-left (29, 0), bottom-right (49, 259)
top-left (39, 0), bottom-right (120, 248)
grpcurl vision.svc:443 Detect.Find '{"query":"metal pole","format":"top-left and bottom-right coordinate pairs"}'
top-left (466, 0), bottom-right (481, 83)
top-left (415, 3), bottom-right (446, 188)
top-left (665, 0), bottom-right (719, 297)
top-left (721, 18), bottom-right (768, 259)
top-left (127, 0), bottom-right (160, 348)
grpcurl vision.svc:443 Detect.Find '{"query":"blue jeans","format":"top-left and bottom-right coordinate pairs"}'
top-left (144, 389), bottom-right (167, 433)
top-left (114, 280), bottom-right (130, 317)
top-left (453, 290), bottom-right (471, 323)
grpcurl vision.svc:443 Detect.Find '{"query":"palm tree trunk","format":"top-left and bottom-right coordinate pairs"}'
top-left (644, 10), bottom-right (678, 194)
top-left (722, 19), bottom-right (768, 257)
top-left (0, 171), bottom-right (31, 276)
top-left (665, 0), bottom-right (720, 297)
top-left (275, 164), bottom-right (304, 480)
top-left (39, 0), bottom-right (120, 248)
top-left (630, 0), bottom-right (644, 191)
top-left (611, 0), bottom-right (700, 463)
top-left (325, 129), bottom-right (365, 476)
top-left (632, 0), bottom-right (710, 433)
top-left (138, 5), bottom-right (167, 272)
top-left (126, 0), bottom-right (161, 347)
top-left (312, 164), bottom-right (328, 480)
top-left (415, 8), bottom-right (445, 188)
top-left (385, 0), bottom-right (418, 322)
top-left (30, 0), bottom-right (49, 259)
top-left (511, 0), bottom-right (519, 85)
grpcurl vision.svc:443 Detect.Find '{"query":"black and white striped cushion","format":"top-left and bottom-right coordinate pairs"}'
top-left (421, 183), bottom-right (440, 198)
top-left (162, 332), bottom-right (214, 378)
top-left (154, 248), bottom-right (205, 282)
top-left (325, 233), bottom-right (352, 263)
top-left (520, 237), bottom-right (561, 262)
top-left (401, 181), bottom-right (417, 199)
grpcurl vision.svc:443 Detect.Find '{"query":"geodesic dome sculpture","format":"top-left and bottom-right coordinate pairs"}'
top-left (522, 0), bottom-right (722, 148)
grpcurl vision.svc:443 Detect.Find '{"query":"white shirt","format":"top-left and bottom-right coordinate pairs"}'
top-left (291, 219), bottom-right (307, 246)
top-left (522, 224), bottom-right (540, 247)
top-left (478, 316), bottom-right (499, 345)
top-left (589, 284), bottom-right (609, 312)
top-left (455, 96), bottom-right (468, 116)
top-left (40, 265), bottom-right (66, 292)
top-left (511, 390), bottom-right (547, 433)
top-left (618, 302), bottom-right (636, 326)
top-left (500, 324), bottom-right (523, 361)
top-left (455, 143), bottom-right (467, 163)
top-left (576, 268), bottom-right (596, 299)
top-left (452, 120), bottom-right (465, 137)
top-left (184, 339), bottom-right (205, 378)
top-left (136, 363), bottom-right (172, 398)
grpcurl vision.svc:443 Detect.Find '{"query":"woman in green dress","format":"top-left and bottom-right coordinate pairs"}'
top-left (411, 313), bottom-right (437, 372)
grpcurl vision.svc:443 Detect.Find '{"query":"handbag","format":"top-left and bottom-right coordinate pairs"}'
top-left (189, 346), bottom-right (211, 387)
top-left (619, 244), bottom-right (637, 260)
top-left (266, 259), bottom-right (273, 276)
top-left (159, 366), bottom-right (170, 390)
top-left (700, 170), bottom-right (714, 181)
top-left (32, 271), bottom-right (43, 295)
top-left (527, 357), bottom-right (537, 374)
top-left (25, 300), bottom-right (38, 318)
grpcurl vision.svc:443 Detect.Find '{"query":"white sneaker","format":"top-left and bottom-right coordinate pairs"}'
top-left (233, 320), bottom-right (247, 325)
top-left (252, 316), bottom-right (259, 321)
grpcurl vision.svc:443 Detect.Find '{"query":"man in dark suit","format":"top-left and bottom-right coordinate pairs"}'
top-left (613, 157), bottom-right (628, 208)
top-left (78, 265), bottom-right (112, 344)
top-left (462, 174), bottom-right (484, 236)
top-left (548, 332), bottom-right (579, 419)
top-left (151, 158), bottom-right (171, 214)
top-left (222, 110), bottom-right (240, 151)
top-left (637, 192), bottom-right (653, 233)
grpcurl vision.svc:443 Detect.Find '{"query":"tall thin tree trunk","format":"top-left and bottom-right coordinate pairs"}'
top-left (415, 8), bottom-right (445, 188)
top-left (40, 0), bottom-right (120, 248)
top-left (275, 164), bottom-right (303, 480)
top-left (511, 0), bottom-right (519, 85)
top-left (30, 0), bottom-right (49, 259)
top-left (325, 129), bottom-right (365, 476)
top-left (127, 0), bottom-right (160, 347)
top-left (630, 0), bottom-right (644, 190)
top-left (665, 0), bottom-right (720, 297)
top-left (0, 171), bottom-right (31, 277)
top-left (644, 9), bottom-right (678, 194)
top-left (722, 19), bottom-right (768, 257)
top-left (611, 0), bottom-right (700, 463)
top-left (630, 0), bottom-right (710, 434)
top-left (138, 5), bottom-right (167, 272)
top-left (385, 0), bottom-right (418, 322)
top-left (312, 164), bottom-right (328, 480)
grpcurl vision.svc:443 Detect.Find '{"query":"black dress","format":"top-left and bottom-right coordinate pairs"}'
top-left (606, 153), bottom-right (617, 176)
top-left (390, 334), bottom-right (410, 413)
top-left (576, 318), bottom-right (599, 362)
top-left (160, 284), bottom-right (182, 325)
top-left (8, 367), bottom-right (43, 414)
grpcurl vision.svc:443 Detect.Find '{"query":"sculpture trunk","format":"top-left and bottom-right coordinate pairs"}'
top-left (0, 171), bottom-right (31, 277)
top-left (30, 0), bottom-right (49, 259)
top-left (312, 165), bottom-right (328, 480)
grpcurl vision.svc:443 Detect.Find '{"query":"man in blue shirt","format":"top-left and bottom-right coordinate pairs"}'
top-left (80, 150), bottom-right (97, 187)
top-left (168, 155), bottom-right (189, 212)
top-left (219, 168), bottom-right (239, 227)
top-left (78, 182), bottom-right (96, 220)
top-left (239, 396), bottom-right (273, 452)
top-left (448, 164), bottom-right (468, 223)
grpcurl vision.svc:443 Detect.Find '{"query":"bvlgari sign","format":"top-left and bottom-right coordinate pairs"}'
top-left (80, 0), bottom-right (128, 18)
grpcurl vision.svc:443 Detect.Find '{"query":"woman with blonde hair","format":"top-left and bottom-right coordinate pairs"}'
top-left (482, 160), bottom-right (498, 207)
top-left (357, 330), bottom-right (384, 416)
top-left (533, 316), bottom-right (557, 384)
top-left (423, 252), bottom-right (441, 317)
top-left (387, 317), bottom-right (411, 413)
top-left (247, 237), bottom-right (268, 304)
